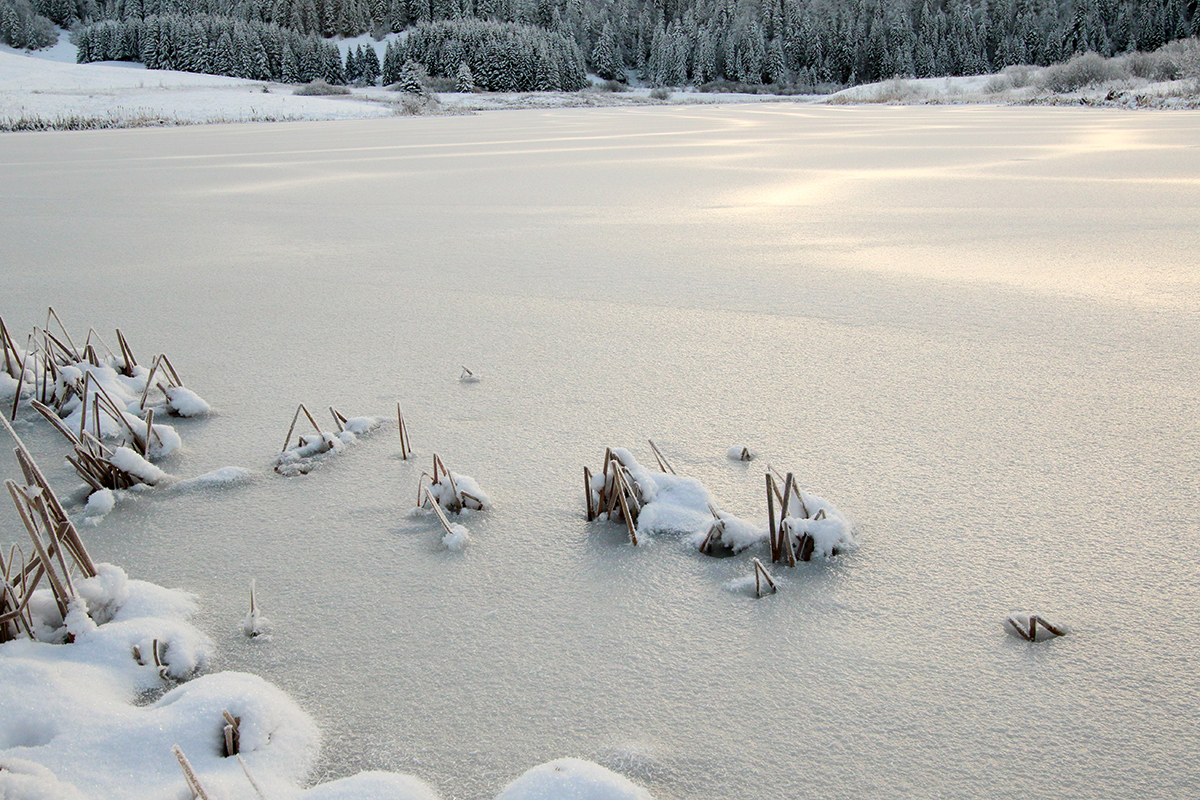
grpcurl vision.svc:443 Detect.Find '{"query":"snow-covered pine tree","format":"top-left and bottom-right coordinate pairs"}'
top-left (397, 57), bottom-right (423, 91)
top-left (591, 20), bottom-right (621, 79)
top-left (362, 43), bottom-right (380, 83)
top-left (455, 58), bottom-right (475, 89)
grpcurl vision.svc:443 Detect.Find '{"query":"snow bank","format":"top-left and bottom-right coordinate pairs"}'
top-left (1, 564), bottom-right (659, 800)
top-left (495, 758), bottom-right (655, 800)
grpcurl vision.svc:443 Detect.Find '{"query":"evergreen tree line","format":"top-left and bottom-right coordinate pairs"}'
top-left (74, 13), bottom-right (347, 83)
top-left (585, 0), bottom-right (1200, 87)
top-left (382, 17), bottom-right (586, 90)
top-left (18, 0), bottom-right (1200, 90)
top-left (1, 0), bottom-right (61, 48)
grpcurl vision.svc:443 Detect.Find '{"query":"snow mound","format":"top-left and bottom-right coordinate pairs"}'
top-left (164, 385), bottom-right (211, 417)
top-left (108, 446), bottom-right (168, 485)
top-left (442, 523), bottom-right (470, 551)
top-left (495, 758), bottom-right (655, 800)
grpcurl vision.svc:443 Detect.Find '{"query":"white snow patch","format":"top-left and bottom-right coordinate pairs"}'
top-left (83, 488), bottom-right (116, 518)
top-left (108, 446), bottom-right (168, 485)
top-left (298, 771), bottom-right (443, 800)
top-left (441, 523), bottom-right (470, 551)
top-left (172, 466), bottom-right (254, 491)
top-left (164, 385), bottom-right (211, 417)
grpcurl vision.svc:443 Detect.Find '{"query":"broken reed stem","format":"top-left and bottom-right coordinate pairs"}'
top-left (172, 745), bottom-right (212, 800)
top-left (766, 474), bottom-right (778, 562)
top-left (647, 439), bottom-right (675, 474)
top-left (281, 404), bottom-right (324, 452)
top-left (45, 307), bottom-right (79, 360)
top-left (115, 329), bottom-right (137, 375)
top-left (752, 558), bottom-right (777, 597)
top-left (10, 342), bottom-right (31, 421)
top-left (329, 406), bottom-right (346, 433)
top-left (422, 487), bottom-right (459, 539)
top-left (221, 710), bottom-right (241, 757)
top-left (237, 755), bottom-right (268, 800)
top-left (396, 404), bottom-right (411, 460)
top-left (583, 466), bottom-right (594, 521)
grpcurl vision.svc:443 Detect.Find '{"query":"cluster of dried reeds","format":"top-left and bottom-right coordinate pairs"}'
top-left (32, 390), bottom-right (165, 491)
top-left (583, 441), bottom-right (677, 546)
top-left (584, 448), bottom-right (643, 545)
top-left (417, 454), bottom-right (485, 514)
top-left (4, 309), bottom-right (136, 419)
top-left (0, 415), bottom-right (98, 643)
top-left (766, 467), bottom-right (829, 566)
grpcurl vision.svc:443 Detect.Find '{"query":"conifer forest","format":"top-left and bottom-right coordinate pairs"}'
top-left (3, 0), bottom-right (1199, 91)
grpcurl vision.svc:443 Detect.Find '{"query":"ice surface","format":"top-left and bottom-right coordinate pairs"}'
top-left (2, 105), bottom-right (1200, 800)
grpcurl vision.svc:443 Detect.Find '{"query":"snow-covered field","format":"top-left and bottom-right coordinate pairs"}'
top-left (2, 96), bottom-right (1199, 799)
top-left (0, 40), bottom-right (802, 128)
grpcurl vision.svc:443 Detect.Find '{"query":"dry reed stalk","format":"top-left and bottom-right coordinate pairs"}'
top-left (7, 482), bottom-right (72, 620)
top-left (138, 353), bottom-right (185, 411)
top-left (280, 404), bottom-right (326, 452)
top-left (0, 317), bottom-right (21, 378)
top-left (237, 755), bottom-right (268, 800)
top-left (421, 486), bottom-right (460, 539)
top-left (396, 404), bottom-right (412, 460)
top-left (9, 339), bottom-right (32, 421)
top-left (44, 307), bottom-right (79, 359)
top-left (648, 439), bottom-right (675, 474)
top-left (766, 474), bottom-right (778, 562)
top-left (115, 329), bottom-right (137, 376)
top-left (172, 745), bottom-right (212, 800)
top-left (1009, 615), bottom-right (1064, 641)
top-left (3, 412), bottom-right (98, 577)
top-left (752, 558), bottom-right (777, 597)
top-left (583, 467), bottom-right (594, 520)
top-left (460, 366), bottom-right (474, 379)
top-left (329, 407), bottom-right (347, 433)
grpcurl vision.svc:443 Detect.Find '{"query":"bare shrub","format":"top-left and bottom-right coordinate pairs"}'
top-left (649, 86), bottom-right (671, 100)
top-left (1038, 52), bottom-right (1125, 92)
top-left (1002, 64), bottom-right (1036, 88)
top-left (1153, 37), bottom-right (1200, 81)
top-left (396, 93), bottom-right (442, 115)
top-left (984, 74), bottom-right (1012, 94)
top-left (870, 78), bottom-right (925, 102)
top-left (293, 80), bottom-right (350, 96)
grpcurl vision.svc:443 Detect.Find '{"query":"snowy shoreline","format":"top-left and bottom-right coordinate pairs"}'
top-left (5, 36), bottom-right (1199, 132)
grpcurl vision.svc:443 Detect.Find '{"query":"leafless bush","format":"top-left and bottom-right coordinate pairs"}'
top-left (649, 87), bottom-right (671, 100)
top-left (1038, 51), bottom-right (1125, 92)
top-left (984, 74), bottom-right (1012, 93)
top-left (1002, 64), bottom-right (1036, 88)
top-left (293, 80), bottom-right (350, 96)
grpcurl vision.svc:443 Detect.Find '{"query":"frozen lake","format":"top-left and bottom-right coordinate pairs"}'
top-left (2, 103), bottom-right (1199, 799)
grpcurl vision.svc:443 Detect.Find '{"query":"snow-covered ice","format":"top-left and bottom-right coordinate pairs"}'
top-left (3, 102), bottom-right (1200, 800)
